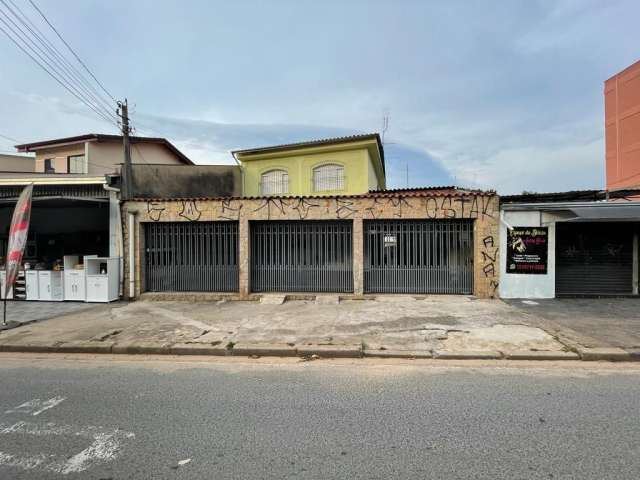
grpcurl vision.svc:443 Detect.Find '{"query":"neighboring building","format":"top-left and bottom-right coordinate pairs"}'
top-left (123, 186), bottom-right (499, 300)
top-left (0, 153), bottom-right (35, 173)
top-left (233, 134), bottom-right (385, 197)
top-left (499, 190), bottom-right (640, 298)
top-left (15, 133), bottom-right (193, 175)
top-left (1, 134), bottom-right (196, 301)
top-left (605, 59), bottom-right (640, 191)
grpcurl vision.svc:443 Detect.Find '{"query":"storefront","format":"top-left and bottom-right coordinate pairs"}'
top-left (0, 176), bottom-right (121, 302)
top-left (499, 191), bottom-right (640, 298)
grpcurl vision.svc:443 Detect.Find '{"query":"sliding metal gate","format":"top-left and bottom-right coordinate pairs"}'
top-left (251, 221), bottom-right (353, 293)
top-left (144, 222), bottom-right (239, 292)
top-left (364, 219), bottom-right (473, 294)
top-left (556, 222), bottom-right (634, 296)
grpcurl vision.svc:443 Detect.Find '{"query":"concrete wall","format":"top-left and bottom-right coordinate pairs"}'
top-left (0, 154), bottom-right (35, 172)
top-left (123, 192), bottom-right (500, 299)
top-left (499, 210), bottom-right (561, 299)
top-left (605, 60), bottom-right (640, 191)
top-left (130, 164), bottom-right (241, 199)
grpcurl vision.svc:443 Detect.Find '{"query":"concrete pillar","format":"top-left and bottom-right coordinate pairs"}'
top-left (239, 218), bottom-right (250, 297)
top-left (353, 217), bottom-right (364, 295)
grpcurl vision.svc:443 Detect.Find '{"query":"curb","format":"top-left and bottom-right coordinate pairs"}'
top-left (0, 342), bottom-right (637, 362)
top-left (505, 350), bottom-right (580, 361)
top-left (577, 347), bottom-right (631, 362)
top-left (364, 349), bottom-right (432, 359)
top-left (230, 343), bottom-right (298, 357)
top-left (433, 350), bottom-right (503, 360)
top-left (297, 345), bottom-right (363, 358)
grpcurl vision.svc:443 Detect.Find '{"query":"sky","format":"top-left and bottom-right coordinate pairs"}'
top-left (0, 0), bottom-right (639, 194)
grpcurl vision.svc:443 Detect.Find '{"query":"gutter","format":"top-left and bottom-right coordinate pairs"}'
top-left (232, 151), bottom-right (245, 196)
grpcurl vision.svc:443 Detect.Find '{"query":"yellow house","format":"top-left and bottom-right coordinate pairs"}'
top-left (232, 133), bottom-right (385, 196)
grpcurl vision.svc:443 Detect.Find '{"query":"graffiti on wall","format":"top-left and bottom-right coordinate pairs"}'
top-left (178, 200), bottom-right (202, 221)
top-left (142, 194), bottom-right (496, 223)
top-left (147, 202), bottom-right (166, 222)
top-left (218, 199), bottom-right (243, 221)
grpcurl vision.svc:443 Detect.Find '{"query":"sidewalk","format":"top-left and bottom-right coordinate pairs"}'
top-left (0, 296), bottom-right (635, 361)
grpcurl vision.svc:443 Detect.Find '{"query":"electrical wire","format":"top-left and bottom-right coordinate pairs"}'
top-left (0, 3), bottom-right (116, 123)
top-left (0, 18), bottom-right (119, 130)
top-left (27, 0), bottom-right (116, 102)
top-left (3, 0), bottom-right (115, 116)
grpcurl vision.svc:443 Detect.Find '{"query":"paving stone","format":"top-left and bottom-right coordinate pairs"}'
top-left (505, 350), bottom-right (580, 361)
top-left (297, 344), bottom-right (362, 358)
top-left (433, 350), bottom-right (503, 360)
top-left (363, 349), bottom-right (432, 359)
top-left (231, 343), bottom-right (297, 357)
top-left (578, 347), bottom-right (631, 361)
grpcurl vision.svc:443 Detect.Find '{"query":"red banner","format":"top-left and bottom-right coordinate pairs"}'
top-left (4, 184), bottom-right (33, 299)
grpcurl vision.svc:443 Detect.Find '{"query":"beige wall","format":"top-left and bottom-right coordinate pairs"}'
top-left (123, 193), bottom-right (500, 300)
top-left (88, 141), bottom-right (186, 174)
top-left (34, 144), bottom-right (85, 173)
top-left (32, 140), bottom-right (187, 174)
top-left (0, 154), bottom-right (35, 172)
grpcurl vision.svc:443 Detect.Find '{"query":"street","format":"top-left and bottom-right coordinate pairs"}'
top-left (0, 355), bottom-right (638, 479)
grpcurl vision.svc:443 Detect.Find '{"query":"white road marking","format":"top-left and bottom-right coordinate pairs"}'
top-left (5, 396), bottom-right (66, 416)
top-left (178, 458), bottom-right (191, 466)
top-left (0, 420), bottom-right (135, 475)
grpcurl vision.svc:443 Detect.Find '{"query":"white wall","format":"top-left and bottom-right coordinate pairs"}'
top-left (499, 210), bottom-right (559, 299)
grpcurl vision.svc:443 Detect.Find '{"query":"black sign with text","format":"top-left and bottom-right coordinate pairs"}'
top-left (506, 226), bottom-right (548, 274)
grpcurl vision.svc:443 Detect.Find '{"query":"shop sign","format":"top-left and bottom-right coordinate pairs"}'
top-left (506, 226), bottom-right (548, 274)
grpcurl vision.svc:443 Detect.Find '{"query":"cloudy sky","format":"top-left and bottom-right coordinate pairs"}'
top-left (1, 0), bottom-right (639, 193)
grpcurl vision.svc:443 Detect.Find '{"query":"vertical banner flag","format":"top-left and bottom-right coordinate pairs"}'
top-left (4, 184), bottom-right (33, 301)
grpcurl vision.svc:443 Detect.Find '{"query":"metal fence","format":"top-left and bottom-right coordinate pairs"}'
top-left (144, 221), bottom-right (239, 292)
top-left (251, 221), bottom-right (353, 293)
top-left (364, 219), bottom-right (473, 294)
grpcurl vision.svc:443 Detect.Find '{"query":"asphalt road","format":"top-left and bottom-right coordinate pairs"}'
top-left (0, 356), bottom-right (639, 479)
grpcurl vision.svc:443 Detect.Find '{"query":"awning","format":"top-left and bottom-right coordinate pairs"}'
top-left (502, 201), bottom-right (640, 222)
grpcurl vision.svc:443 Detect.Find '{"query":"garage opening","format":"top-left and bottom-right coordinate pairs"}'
top-left (144, 221), bottom-right (239, 292)
top-left (250, 220), bottom-right (353, 293)
top-left (556, 222), bottom-right (637, 296)
top-left (364, 219), bottom-right (473, 294)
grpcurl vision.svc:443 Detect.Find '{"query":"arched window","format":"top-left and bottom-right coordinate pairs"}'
top-left (260, 169), bottom-right (289, 195)
top-left (313, 164), bottom-right (344, 192)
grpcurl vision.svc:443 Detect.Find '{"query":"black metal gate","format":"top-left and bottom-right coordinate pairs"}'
top-left (556, 222), bottom-right (634, 296)
top-left (364, 220), bottom-right (474, 294)
top-left (144, 222), bottom-right (239, 292)
top-left (251, 221), bottom-right (353, 293)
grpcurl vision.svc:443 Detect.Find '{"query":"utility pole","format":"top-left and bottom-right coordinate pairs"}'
top-left (117, 99), bottom-right (133, 200)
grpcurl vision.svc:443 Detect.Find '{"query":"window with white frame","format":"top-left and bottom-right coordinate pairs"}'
top-left (260, 169), bottom-right (289, 195)
top-left (313, 164), bottom-right (344, 191)
top-left (67, 154), bottom-right (86, 174)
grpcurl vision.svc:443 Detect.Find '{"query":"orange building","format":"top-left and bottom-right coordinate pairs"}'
top-left (605, 60), bottom-right (640, 191)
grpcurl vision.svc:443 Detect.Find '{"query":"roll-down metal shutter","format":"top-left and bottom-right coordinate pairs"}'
top-left (556, 222), bottom-right (634, 296)
top-left (144, 222), bottom-right (239, 292)
top-left (364, 219), bottom-right (473, 294)
top-left (251, 221), bottom-right (353, 293)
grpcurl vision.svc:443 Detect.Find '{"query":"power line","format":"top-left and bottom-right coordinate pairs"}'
top-left (0, 2), bottom-right (116, 123)
top-left (27, 0), bottom-right (116, 102)
top-left (2, 0), bottom-right (114, 116)
top-left (0, 18), bottom-right (118, 129)
top-left (0, 132), bottom-right (21, 144)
